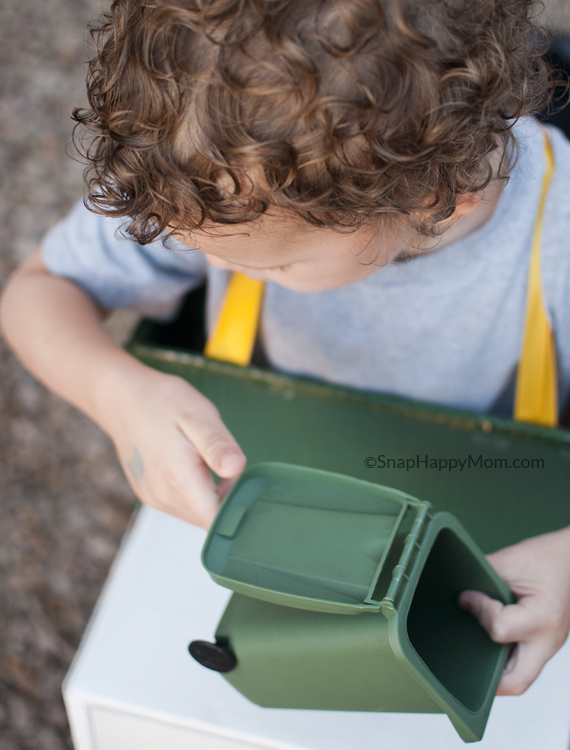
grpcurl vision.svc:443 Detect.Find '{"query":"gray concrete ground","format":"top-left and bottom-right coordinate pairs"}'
top-left (0, 2), bottom-right (137, 748)
top-left (1, 2), bottom-right (570, 749)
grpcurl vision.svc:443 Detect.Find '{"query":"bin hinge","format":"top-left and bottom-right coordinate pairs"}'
top-left (381, 501), bottom-right (431, 613)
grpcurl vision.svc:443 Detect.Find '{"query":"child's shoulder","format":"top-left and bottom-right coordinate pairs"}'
top-left (504, 117), bottom-right (570, 245)
top-left (41, 199), bottom-right (208, 319)
top-left (514, 116), bottom-right (570, 189)
top-left (515, 118), bottom-right (570, 339)
top-left (544, 121), bottom-right (570, 213)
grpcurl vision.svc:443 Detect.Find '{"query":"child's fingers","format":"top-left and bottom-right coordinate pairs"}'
top-left (458, 590), bottom-right (537, 643)
top-left (173, 446), bottom-right (227, 528)
top-left (177, 404), bottom-right (246, 479)
top-left (459, 591), bottom-right (559, 695)
top-left (496, 640), bottom-right (556, 696)
top-left (120, 438), bottom-right (220, 529)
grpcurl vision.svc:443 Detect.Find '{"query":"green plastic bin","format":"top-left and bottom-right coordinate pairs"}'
top-left (192, 462), bottom-right (512, 743)
top-left (126, 286), bottom-right (570, 555)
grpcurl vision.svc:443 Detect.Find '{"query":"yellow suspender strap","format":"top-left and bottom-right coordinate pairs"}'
top-left (513, 130), bottom-right (558, 427)
top-left (204, 272), bottom-right (265, 366)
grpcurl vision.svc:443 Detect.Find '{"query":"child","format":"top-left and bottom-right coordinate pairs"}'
top-left (2, 0), bottom-right (570, 699)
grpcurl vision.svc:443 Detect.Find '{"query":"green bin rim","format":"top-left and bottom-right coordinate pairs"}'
top-left (127, 341), bottom-right (570, 449)
top-left (388, 511), bottom-right (513, 742)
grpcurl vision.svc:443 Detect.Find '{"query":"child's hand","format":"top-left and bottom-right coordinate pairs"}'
top-left (458, 526), bottom-right (570, 696)
top-left (0, 252), bottom-right (244, 529)
top-left (102, 367), bottom-right (246, 530)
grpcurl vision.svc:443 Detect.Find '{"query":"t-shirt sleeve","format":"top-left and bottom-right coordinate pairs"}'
top-left (41, 199), bottom-right (208, 320)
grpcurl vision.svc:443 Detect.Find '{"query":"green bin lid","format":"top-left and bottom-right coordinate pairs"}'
top-left (202, 463), bottom-right (429, 614)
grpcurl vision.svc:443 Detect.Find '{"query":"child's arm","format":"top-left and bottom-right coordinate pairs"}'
top-left (459, 526), bottom-right (570, 695)
top-left (0, 248), bottom-right (246, 529)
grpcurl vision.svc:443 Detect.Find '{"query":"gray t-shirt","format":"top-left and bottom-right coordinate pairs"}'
top-left (42, 117), bottom-right (570, 419)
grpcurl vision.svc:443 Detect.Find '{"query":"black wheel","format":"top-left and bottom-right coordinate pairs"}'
top-left (188, 639), bottom-right (237, 672)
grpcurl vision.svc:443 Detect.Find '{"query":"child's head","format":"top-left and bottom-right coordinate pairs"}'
top-left (75, 0), bottom-right (553, 289)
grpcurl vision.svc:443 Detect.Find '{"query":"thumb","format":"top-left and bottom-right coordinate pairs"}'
top-left (179, 405), bottom-right (247, 479)
top-left (216, 475), bottom-right (240, 502)
top-left (458, 590), bottom-right (515, 644)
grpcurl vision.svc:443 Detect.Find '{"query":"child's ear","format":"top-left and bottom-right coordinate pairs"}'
top-left (433, 193), bottom-right (481, 232)
top-left (454, 193), bottom-right (482, 219)
top-left (451, 193), bottom-right (483, 222)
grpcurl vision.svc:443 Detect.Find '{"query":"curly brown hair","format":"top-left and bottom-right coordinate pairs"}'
top-left (73, 0), bottom-right (556, 244)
